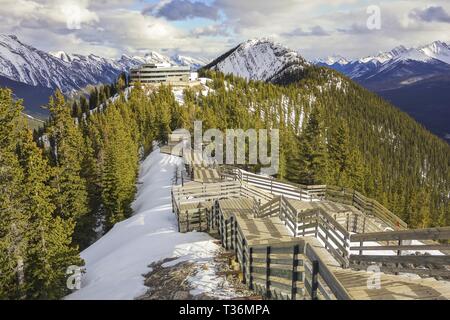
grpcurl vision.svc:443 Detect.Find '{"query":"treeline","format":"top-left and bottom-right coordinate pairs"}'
top-left (0, 77), bottom-right (173, 299)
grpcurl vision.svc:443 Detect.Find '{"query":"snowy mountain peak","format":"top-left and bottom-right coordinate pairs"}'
top-left (318, 41), bottom-right (450, 69)
top-left (205, 38), bottom-right (309, 81)
top-left (141, 51), bottom-right (173, 65)
top-left (421, 41), bottom-right (449, 53)
top-left (389, 45), bottom-right (409, 57)
top-left (0, 34), bottom-right (208, 92)
top-left (419, 41), bottom-right (450, 64)
top-left (171, 54), bottom-right (209, 70)
top-left (316, 55), bottom-right (349, 66)
top-left (49, 51), bottom-right (73, 63)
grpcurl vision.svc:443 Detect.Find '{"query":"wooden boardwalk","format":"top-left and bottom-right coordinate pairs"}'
top-left (170, 163), bottom-right (450, 300)
top-left (219, 198), bottom-right (294, 246)
top-left (334, 270), bottom-right (450, 300)
top-left (193, 166), bottom-right (221, 183)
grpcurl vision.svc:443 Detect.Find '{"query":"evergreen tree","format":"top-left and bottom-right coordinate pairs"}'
top-left (46, 91), bottom-right (89, 226)
top-left (296, 106), bottom-right (327, 185)
top-left (17, 129), bottom-right (83, 299)
top-left (0, 88), bottom-right (27, 299)
top-left (101, 106), bottom-right (138, 229)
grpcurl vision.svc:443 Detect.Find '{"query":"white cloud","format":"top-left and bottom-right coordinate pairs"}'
top-left (0, 0), bottom-right (450, 60)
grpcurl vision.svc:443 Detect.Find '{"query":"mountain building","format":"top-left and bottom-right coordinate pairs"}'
top-left (130, 63), bottom-right (192, 85)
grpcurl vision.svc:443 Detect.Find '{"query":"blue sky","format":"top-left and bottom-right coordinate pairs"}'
top-left (1, 0), bottom-right (450, 60)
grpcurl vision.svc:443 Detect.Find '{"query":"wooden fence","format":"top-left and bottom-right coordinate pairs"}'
top-left (349, 227), bottom-right (450, 277)
top-left (172, 168), bottom-right (449, 285)
top-left (256, 195), bottom-right (351, 268)
top-left (213, 203), bottom-right (351, 300)
top-left (220, 166), bottom-right (407, 231)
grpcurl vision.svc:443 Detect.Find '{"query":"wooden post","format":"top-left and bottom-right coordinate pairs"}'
top-left (395, 239), bottom-right (402, 275)
top-left (311, 260), bottom-right (319, 300)
top-left (249, 247), bottom-right (254, 289)
top-left (353, 215), bottom-right (358, 233)
top-left (186, 210), bottom-right (189, 232)
top-left (225, 219), bottom-right (228, 250)
top-left (242, 238), bottom-right (247, 285)
top-left (315, 211), bottom-right (319, 238)
top-left (291, 245), bottom-right (299, 300)
top-left (266, 246), bottom-right (271, 299)
top-left (302, 213), bottom-right (306, 237)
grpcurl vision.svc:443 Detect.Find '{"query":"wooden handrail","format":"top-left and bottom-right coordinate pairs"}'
top-left (350, 227), bottom-right (450, 242)
top-left (349, 227), bottom-right (450, 277)
top-left (223, 166), bottom-right (407, 230)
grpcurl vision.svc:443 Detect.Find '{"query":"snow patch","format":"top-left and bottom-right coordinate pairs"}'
top-left (65, 149), bottom-right (233, 300)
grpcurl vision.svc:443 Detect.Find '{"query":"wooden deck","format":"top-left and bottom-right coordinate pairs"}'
top-left (287, 198), bottom-right (389, 233)
top-left (335, 270), bottom-right (450, 300)
top-left (219, 198), bottom-right (294, 246)
top-left (170, 163), bottom-right (450, 300)
top-left (193, 166), bottom-right (221, 183)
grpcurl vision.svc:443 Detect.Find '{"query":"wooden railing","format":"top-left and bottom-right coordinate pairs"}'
top-left (229, 221), bottom-right (351, 300)
top-left (172, 181), bottom-right (242, 205)
top-left (326, 186), bottom-right (407, 231)
top-left (220, 166), bottom-right (407, 231)
top-left (257, 196), bottom-right (281, 218)
top-left (349, 227), bottom-right (450, 277)
top-left (252, 195), bottom-right (351, 267)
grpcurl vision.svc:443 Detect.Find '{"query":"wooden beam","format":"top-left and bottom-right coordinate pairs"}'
top-left (350, 227), bottom-right (450, 242)
top-left (349, 254), bottom-right (450, 265)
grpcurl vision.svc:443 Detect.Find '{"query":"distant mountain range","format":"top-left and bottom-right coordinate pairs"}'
top-left (0, 34), bottom-right (208, 117)
top-left (315, 41), bottom-right (450, 142)
top-left (315, 41), bottom-right (450, 91)
top-left (1, 34), bottom-right (448, 142)
top-left (205, 38), bottom-right (450, 143)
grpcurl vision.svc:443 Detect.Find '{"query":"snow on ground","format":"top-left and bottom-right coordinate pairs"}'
top-left (66, 148), bottom-right (237, 300)
top-left (172, 88), bottom-right (185, 106)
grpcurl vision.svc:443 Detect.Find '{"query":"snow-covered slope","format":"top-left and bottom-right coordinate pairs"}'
top-left (171, 54), bottom-right (209, 71)
top-left (0, 34), bottom-right (207, 93)
top-left (0, 34), bottom-right (140, 93)
top-left (315, 55), bottom-right (349, 66)
top-left (419, 41), bottom-right (450, 65)
top-left (205, 38), bottom-right (309, 81)
top-left (66, 149), bottom-right (238, 300)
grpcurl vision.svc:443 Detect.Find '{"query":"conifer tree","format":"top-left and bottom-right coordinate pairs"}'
top-left (296, 106), bottom-right (327, 185)
top-left (17, 129), bottom-right (83, 299)
top-left (46, 90), bottom-right (89, 225)
top-left (101, 106), bottom-right (138, 229)
top-left (0, 88), bottom-right (27, 299)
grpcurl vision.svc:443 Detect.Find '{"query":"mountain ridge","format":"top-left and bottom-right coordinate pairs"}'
top-left (0, 34), bottom-right (208, 93)
top-left (204, 38), bottom-right (310, 82)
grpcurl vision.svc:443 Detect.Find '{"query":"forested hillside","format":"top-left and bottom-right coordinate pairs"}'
top-left (0, 78), bottom-right (177, 299)
top-left (192, 68), bottom-right (449, 229)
